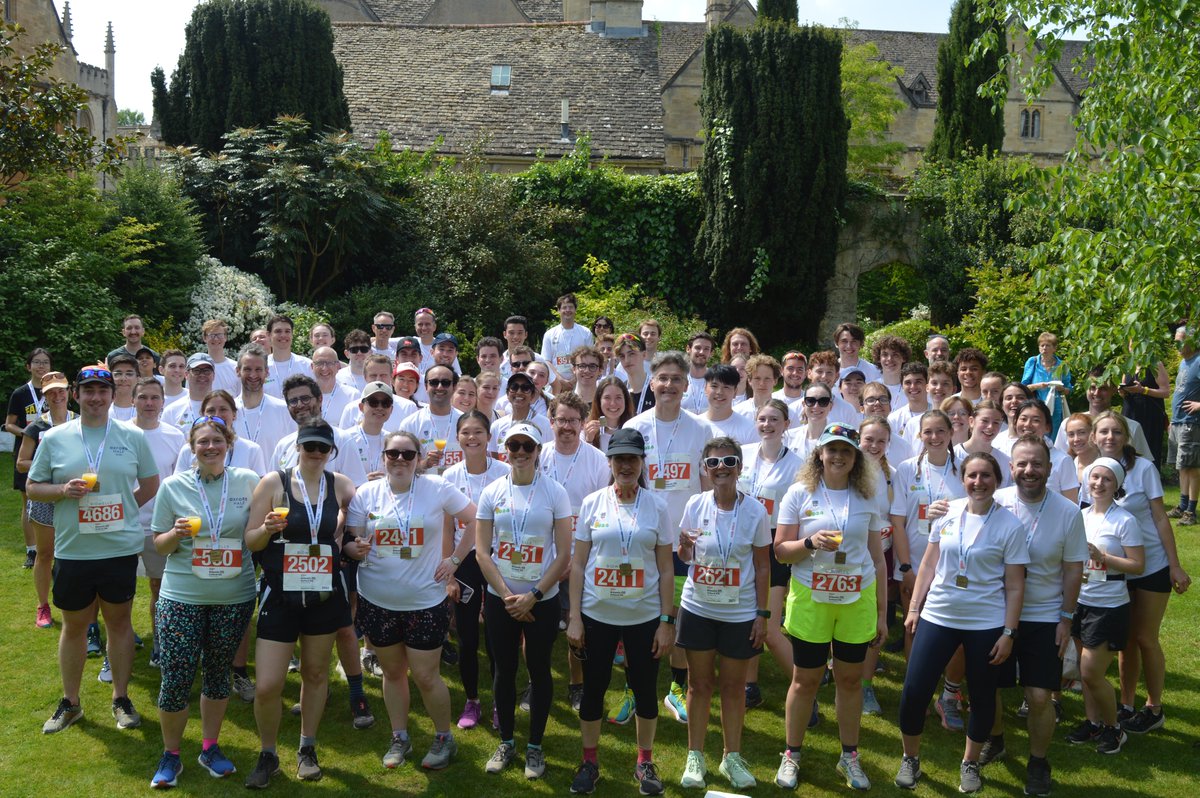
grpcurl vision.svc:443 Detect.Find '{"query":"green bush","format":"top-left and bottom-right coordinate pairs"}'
top-left (864, 316), bottom-right (940, 363)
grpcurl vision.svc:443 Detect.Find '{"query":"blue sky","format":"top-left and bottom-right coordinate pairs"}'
top-left (65, 0), bottom-right (957, 119)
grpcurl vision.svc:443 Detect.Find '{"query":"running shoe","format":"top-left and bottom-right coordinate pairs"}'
top-left (288, 655), bottom-right (301, 673)
top-left (351, 695), bottom-right (375, 729)
top-left (42, 698), bottom-right (83, 734)
top-left (979, 737), bottom-right (1006, 766)
top-left (1166, 505), bottom-right (1186, 519)
top-left (745, 682), bottom-right (763, 709)
top-left (232, 673), bottom-right (255, 703)
top-left (150, 751), bottom-right (182, 788)
top-left (1017, 698), bottom-right (1031, 718)
top-left (422, 735), bottom-right (457, 770)
top-left (1096, 725), bottom-right (1128, 755)
top-left (296, 745), bottom-right (322, 781)
top-left (1117, 704), bottom-right (1136, 724)
top-left (568, 683), bottom-right (584, 712)
top-left (1122, 706), bottom-right (1165, 734)
top-left (97, 656), bottom-right (112, 683)
top-left (571, 760), bottom-right (600, 794)
top-left (244, 751), bottom-right (279, 789)
top-left (1025, 757), bottom-right (1051, 796)
top-left (457, 699), bottom-right (482, 730)
top-left (718, 752), bottom-right (755, 789)
top-left (519, 682), bottom-right (532, 713)
top-left (635, 761), bottom-right (664, 795)
top-left (86, 623), bottom-right (102, 657)
top-left (23, 549), bottom-right (36, 569)
top-left (441, 639), bottom-right (459, 666)
top-left (609, 686), bottom-right (636, 725)
top-left (894, 755), bottom-right (922, 789)
top-left (1066, 719), bottom-right (1100, 744)
top-left (960, 760), bottom-right (983, 793)
top-left (149, 647), bottom-right (161, 669)
top-left (112, 696), bottom-right (141, 729)
top-left (861, 684), bottom-right (881, 716)
top-left (36, 603), bottom-right (52, 629)
top-left (680, 750), bottom-right (706, 789)
top-left (936, 693), bottom-right (965, 732)
top-left (664, 683), bottom-right (687, 723)
top-left (775, 750), bottom-right (800, 789)
top-left (837, 751), bottom-right (871, 790)
top-left (1180, 510), bottom-right (1196, 525)
top-left (382, 735), bottom-right (412, 768)
top-left (197, 744), bottom-right (236, 777)
top-left (486, 741), bottom-right (516, 774)
top-left (524, 746), bottom-right (546, 779)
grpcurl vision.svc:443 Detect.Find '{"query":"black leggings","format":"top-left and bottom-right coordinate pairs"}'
top-left (454, 552), bottom-right (486, 699)
top-left (485, 590), bottom-right (560, 744)
top-left (898, 619), bottom-right (1005, 743)
top-left (579, 614), bottom-right (661, 723)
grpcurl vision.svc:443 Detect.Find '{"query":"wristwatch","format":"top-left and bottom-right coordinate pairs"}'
top-left (898, 562), bottom-right (912, 573)
top-left (1002, 626), bottom-right (1017, 639)
top-left (1060, 610), bottom-right (1075, 621)
top-left (449, 555), bottom-right (461, 566)
top-left (659, 614), bottom-right (676, 625)
top-left (756, 609), bottom-right (771, 619)
top-left (530, 587), bottom-right (544, 601)
top-left (804, 536), bottom-right (816, 550)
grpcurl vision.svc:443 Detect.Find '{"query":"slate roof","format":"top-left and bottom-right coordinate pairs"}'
top-left (656, 21), bottom-right (706, 89)
top-left (332, 22), bottom-right (664, 161)
top-left (368, 0), bottom-right (563, 24)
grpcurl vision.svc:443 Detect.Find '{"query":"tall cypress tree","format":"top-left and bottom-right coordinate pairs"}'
top-left (926, 0), bottom-right (1006, 160)
top-left (697, 17), bottom-right (848, 346)
top-left (152, 0), bottom-right (350, 153)
top-left (757, 0), bottom-right (797, 23)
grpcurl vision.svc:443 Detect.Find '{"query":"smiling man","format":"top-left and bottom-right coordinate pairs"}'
top-left (399, 365), bottom-right (464, 475)
top-left (262, 315), bottom-right (314, 399)
top-left (541, 294), bottom-right (594, 388)
top-left (161, 353), bottom-right (216, 430)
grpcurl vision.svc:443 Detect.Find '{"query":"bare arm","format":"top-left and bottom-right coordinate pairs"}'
top-left (245, 472), bottom-right (286, 552)
top-left (16, 435), bottom-right (36, 474)
top-left (1150, 497), bottom-right (1192, 593)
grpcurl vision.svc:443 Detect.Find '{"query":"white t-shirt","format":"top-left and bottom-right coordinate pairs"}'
top-left (770, 390), bottom-right (807, 429)
top-left (347, 475), bottom-right (470, 611)
top-left (138, 424), bottom-right (188, 532)
top-left (995, 487), bottom-right (1088, 623)
top-left (263, 353), bottom-right (314, 399)
top-left (731, 398), bottom-right (763, 423)
top-left (682, 375), bottom-right (709, 415)
top-left (399, 407), bottom-right (464, 475)
top-left (888, 403), bottom-right (931, 449)
top-left (490, 413), bottom-right (554, 461)
top-left (541, 323), bottom-right (594, 380)
top-left (885, 381), bottom-right (905, 407)
top-left (338, 426), bottom-right (389, 487)
top-left (234, 394), bottom-right (292, 461)
top-left (338, 396), bottom-right (417, 432)
top-left (920, 499), bottom-right (1030, 630)
top-left (161, 397), bottom-right (203, 431)
top-left (678, 491), bottom-right (770, 622)
top-left (212, 358), bottom-right (240, 397)
top-left (443, 458), bottom-right (510, 548)
top-left (782, 425), bottom-right (823, 462)
top-left (575, 487), bottom-right (673, 625)
top-left (888, 435), bottom-right (915, 466)
top-left (318, 383), bottom-right (360, 429)
top-left (954, 443), bottom-right (1013, 488)
top-left (1080, 504), bottom-right (1142, 608)
top-left (889, 455), bottom-right (967, 578)
top-left (335, 368), bottom-right (368, 394)
top-left (1048, 447), bottom-right (1081, 497)
top-left (537, 442), bottom-right (610, 522)
top-left (108, 404), bottom-right (137, 423)
top-left (707, 410), bottom-right (758, 446)
top-left (829, 395), bottom-right (863, 427)
top-left (163, 389), bottom-right (188, 408)
top-left (737, 443), bottom-right (804, 528)
top-left (174, 437), bottom-right (267, 477)
top-left (623, 409), bottom-right (718, 535)
top-left (777, 482), bottom-right (883, 593)
top-left (1054, 414), bottom-right (1153, 462)
top-left (476, 475), bottom-right (573, 599)
top-left (1113, 457), bottom-right (1168, 573)
top-left (270, 426), bottom-right (357, 476)
top-left (840, 359), bottom-right (882, 383)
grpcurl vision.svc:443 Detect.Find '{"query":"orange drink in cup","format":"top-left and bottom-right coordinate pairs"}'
top-left (81, 472), bottom-right (98, 491)
top-left (185, 516), bottom-right (202, 536)
top-left (434, 439), bottom-right (447, 451)
top-left (273, 506), bottom-right (290, 519)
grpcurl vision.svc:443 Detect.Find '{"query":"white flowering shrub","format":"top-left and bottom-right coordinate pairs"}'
top-left (183, 256), bottom-right (276, 350)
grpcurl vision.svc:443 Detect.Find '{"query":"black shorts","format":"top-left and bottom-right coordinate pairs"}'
top-left (675, 606), bottom-right (761, 660)
top-left (1009, 621), bottom-right (1063, 690)
top-left (788, 635), bottom-right (868, 669)
top-left (1073, 603), bottom-right (1130, 651)
top-left (356, 595), bottom-right (450, 651)
top-left (768, 528), bottom-right (791, 589)
top-left (256, 578), bottom-right (352, 643)
top-left (52, 555), bottom-right (138, 611)
top-left (1128, 565), bottom-right (1171, 594)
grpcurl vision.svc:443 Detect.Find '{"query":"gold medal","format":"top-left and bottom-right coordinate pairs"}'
top-left (619, 561), bottom-right (632, 577)
top-left (834, 551), bottom-right (847, 565)
top-left (309, 544), bottom-right (321, 557)
top-left (955, 574), bottom-right (969, 588)
top-left (510, 550), bottom-right (524, 565)
top-left (208, 551), bottom-right (222, 567)
top-left (400, 546), bottom-right (412, 559)
top-left (654, 477), bottom-right (666, 490)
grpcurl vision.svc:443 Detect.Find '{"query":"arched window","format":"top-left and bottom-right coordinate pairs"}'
top-left (1020, 108), bottom-right (1042, 139)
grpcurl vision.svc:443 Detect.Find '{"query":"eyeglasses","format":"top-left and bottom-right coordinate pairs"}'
top-left (312, 360), bottom-right (339, 369)
top-left (205, 332), bottom-right (227, 340)
top-left (574, 362), bottom-right (601, 371)
top-left (703, 455), bottom-right (742, 469)
top-left (510, 360), bottom-right (531, 369)
top-left (365, 397), bottom-right (393, 409)
top-left (862, 396), bottom-right (889, 406)
top-left (374, 323), bottom-right (394, 329)
top-left (348, 346), bottom-right (371, 354)
top-left (825, 424), bottom-right (860, 442)
top-left (286, 394), bottom-right (316, 407)
top-left (301, 441), bottom-right (332, 454)
top-left (383, 448), bottom-right (419, 461)
top-left (191, 415), bottom-right (227, 427)
top-left (505, 439), bottom-right (538, 454)
top-left (554, 417), bottom-right (582, 426)
top-left (508, 383), bottom-right (534, 393)
top-left (427, 378), bottom-right (454, 388)
top-left (803, 396), bottom-right (832, 407)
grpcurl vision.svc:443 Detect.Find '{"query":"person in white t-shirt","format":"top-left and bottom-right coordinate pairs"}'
top-left (541, 293), bottom-right (594, 387)
top-left (159, 349), bottom-right (188, 407)
top-left (201, 319), bottom-right (240, 397)
top-left (583, 376), bottom-right (634, 454)
top-left (106, 353), bottom-right (139, 423)
top-left (161, 353), bottom-right (216, 431)
top-left (570, 345), bottom-right (604, 408)
top-left (953, 399), bottom-right (1010, 488)
top-left (834, 323), bottom-right (882, 383)
top-left (808, 351), bottom-right (861, 427)
top-left (369, 311), bottom-right (398, 359)
top-left (784, 382), bottom-right (835, 460)
top-left (871, 335), bottom-right (911, 407)
top-left (475, 422), bottom-right (573, 779)
top-left (233, 344), bottom-right (292, 461)
top-left (674, 436), bottom-right (770, 791)
top-left (262, 314), bottom-right (314, 399)
top-left (901, 362), bottom-right (957, 449)
top-left (336, 329), bottom-right (373, 394)
top-left (733, 354), bottom-right (781, 424)
top-left (490, 372), bottom-right (552, 461)
top-left (994, 382), bottom-right (1037, 456)
top-left (310, 346), bottom-right (358, 428)
top-left (772, 350), bottom-right (808, 423)
top-left (1012, 400), bottom-right (1079, 502)
top-left (888, 362), bottom-right (932, 443)
top-left (775, 423), bottom-right (887, 791)
top-left (616, 334), bottom-right (655, 416)
top-left (173, 390), bottom-right (268, 476)
top-left (954, 348), bottom-right (988, 405)
top-left (345, 430), bottom-right (478, 771)
top-left (862, 382), bottom-right (914, 465)
top-left (895, 452), bottom-right (1029, 794)
top-left (942, 395), bottom-right (973, 448)
top-left (398, 366), bottom-right (463, 476)
top-left (566, 428), bottom-right (675, 796)
top-left (705, 365), bottom-right (758, 446)
top-left (681, 332), bottom-right (715, 416)
top-left (718, 327), bottom-right (760, 365)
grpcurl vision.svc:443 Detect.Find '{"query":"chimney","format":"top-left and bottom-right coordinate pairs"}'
top-left (591, 0), bottom-right (643, 37)
top-left (706, 0), bottom-right (733, 28)
top-left (62, 1), bottom-right (74, 42)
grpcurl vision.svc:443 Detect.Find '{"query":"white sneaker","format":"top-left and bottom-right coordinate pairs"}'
top-left (718, 752), bottom-right (756, 789)
top-left (680, 750), bottom-right (706, 789)
top-left (775, 750), bottom-right (800, 789)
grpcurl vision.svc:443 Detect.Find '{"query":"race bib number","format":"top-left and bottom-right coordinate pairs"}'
top-left (78, 493), bottom-right (125, 534)
top-left (497, 532), bottom-right (546, 582)
top-left (555, 354), bottom-right (572, 367)
top-left (648, 455), bottom-right (691, 491)
top-left (374, 516), bottom-right (424, 558)
top-left (880, 524), bottom-right (893, 552)
top-left (692, 559), bottom-right (741, 605)
top-left (191, 538), bottom-right (243, 579)
top-left (811, 561), bottom-right (863, 604)
top-left (593, 556), bottom-right (646, 600)
top-left (441, 450), bottom-right (464, 469)
top-left (283, 543), bottom-right (333, 592)
top-left (1083, 558), bottom-right (1108, 585)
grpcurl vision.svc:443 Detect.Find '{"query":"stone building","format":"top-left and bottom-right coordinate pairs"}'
top-left (5, 0), bottom-right (119, 184)
top-left (316, 0), bottom-right (1088, 173)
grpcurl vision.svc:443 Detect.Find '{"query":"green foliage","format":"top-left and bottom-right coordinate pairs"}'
top-left (926, 0), bottom-right (1006, 162)
top-left (864, 315), bottom-right (939, 362)
top-left (857, 262), bottom-right (928, 324)
top-left (142, 318), bottom-right (187, 355)
top-left (0, 22), bottom-right (125, 188)
top-left (514, 140), bottom-right (708, 317)
top-left (757, 0), bottom-right (798, 23)
top-left (972, 0), bottom-right (1200, 381)
top-left (152, 0), bottom-right (350, 154)
top-left (837, 23), bottom-right (908, 180)
top-left (105, 166), bottom-right (205, 325)
top-left (698, 21), bottom-right (849, 347)
top-left (117, 108), bottom-right (145, 126)
top-left (277, 301), bottom-right (330, 356)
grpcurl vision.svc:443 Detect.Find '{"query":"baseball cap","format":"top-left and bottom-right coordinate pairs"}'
top-left (393, 362), bottom-right (420, 378)
top-left (817, 422), bottom-right (861, 451)
top-left (606, 428), bottom-right (646, 457)
top-left (506, 421), bottom-right (542, 446)
top-left (433, 332), bottom-right (459, 348)
top-left (135, 346), bottom-right (161, 365)
top-left (40, 371), bottom-right (69, 391)
top-left (360, 381), bottom-right (394, 400)
top-left (395, 336), bottom-right (421, 351)
top-left (187, 352), bottom-right (216, 370)
top-left (506, 371), bottom-right (535, 390)
top-left (296, 419), bottom-right (336, 448)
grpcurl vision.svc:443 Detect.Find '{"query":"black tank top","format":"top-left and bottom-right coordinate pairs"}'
top-left (1122, 366), bottom-right (1166, 422)
top-left (262, 468), bottom-right (341, 587)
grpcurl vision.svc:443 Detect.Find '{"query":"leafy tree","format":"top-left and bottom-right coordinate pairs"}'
top-left (697, 19), bottom-right (848, 347)
top-left (757, 0), bottom-right (797, 23)
top-left (926, 0), bottom-right (1005, 161)
top-left (152, 0), bottom-right (350, 153)
top-left (838, 22), bottom-right (907, 180)
top-left (0, 22), bottom-right (124, 188)
top-left (117, 108), bottom-right (145, 126)
top-left (974, 0), bottom-right (1200, 377)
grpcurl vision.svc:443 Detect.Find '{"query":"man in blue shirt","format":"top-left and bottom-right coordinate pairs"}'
top-left (1169, 324), bottom-right (1200, 523)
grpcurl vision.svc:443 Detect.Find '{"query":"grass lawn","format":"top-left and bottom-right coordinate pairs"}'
top-left (0, 451), bottom-right (1196, 796)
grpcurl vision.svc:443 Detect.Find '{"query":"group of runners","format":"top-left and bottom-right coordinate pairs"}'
top-left (6, 300), bottom-right (1196, 795)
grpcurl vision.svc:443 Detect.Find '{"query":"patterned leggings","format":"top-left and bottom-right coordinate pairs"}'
top-left (156, 597), bottom-right (255, 712)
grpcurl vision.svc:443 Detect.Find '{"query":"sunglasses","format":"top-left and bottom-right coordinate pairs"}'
top-left (348, 346), bottom-right (371, 354)
top-left (365, 397), bottom-right (393, 409)
top-left (416, 307), bottom-right (435, 317)
top-left (191, 415), bottom-right (227, 427)
top-left (79, 367), bottom-right (113, 380)
top-left (374, 323), bottom-right (395, 329)
top-left (784, 351), bottom-right (807, 363)
top-left (825, 424), bottom-right (860, 442)
top-left (383, 448), bottom-right (419, 461)
top-left (704, 455), bottom-right (742, 469)
top-left (505, 439), bottom-right (538, 454)
top-left (510, 360), bottom-right (532, 369)
top-left (427, 378), bottom-right (454, 388)
top-left (508, 382), bottom-right (534, 393)
top-left (803, 396), bottom-right (832, 407)
top-left (301, 441), bottom-right (332, 454)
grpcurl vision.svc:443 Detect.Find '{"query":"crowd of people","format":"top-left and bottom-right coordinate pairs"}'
top-left (6, 300), bottom-right (1196, 794)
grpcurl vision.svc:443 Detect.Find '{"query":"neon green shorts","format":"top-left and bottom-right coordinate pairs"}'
top-left (782, 579), bottom-right (877, 645)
